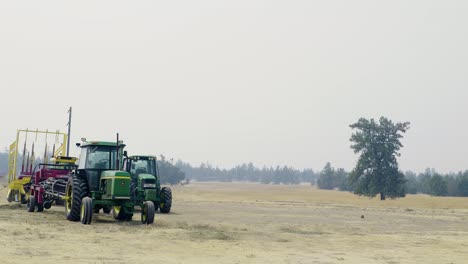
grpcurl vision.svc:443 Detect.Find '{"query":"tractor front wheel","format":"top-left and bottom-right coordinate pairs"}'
top-left (65, 176), bottom-right (88, 221)
top-left (80, 197), bottom-right (93, 225)
top-left (141, 201), bottom-right (155, 224)
top-left (159, 187), bottom-right (172, 213)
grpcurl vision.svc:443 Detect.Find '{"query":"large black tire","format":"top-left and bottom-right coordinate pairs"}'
top-left (65, 176), bottom-right (89, 221)
top-left (80, 197), bottom-right (93, 225)
top-left (43, 200), bottom-right (52, 210)
top-left (159, 187), bottom-right (172, 214)
top-left (27, 196), bottom-right (36, 212)
top-left (141, 201), bottom-right (155, 224)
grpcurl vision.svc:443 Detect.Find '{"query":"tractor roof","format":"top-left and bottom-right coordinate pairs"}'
top-left (80, 141), bottom-right (126, 148)
top-left (129, 155), bottom-right (156, 160)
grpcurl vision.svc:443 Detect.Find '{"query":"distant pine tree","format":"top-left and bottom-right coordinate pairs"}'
top-left (317, 162), bottom-right (335, 190)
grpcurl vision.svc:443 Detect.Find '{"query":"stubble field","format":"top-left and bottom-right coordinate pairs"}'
top-left (1, 181), bottom-right (468, 264)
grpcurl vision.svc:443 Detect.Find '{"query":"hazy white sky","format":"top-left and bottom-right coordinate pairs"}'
top-left (0, 1), bottom-right (467, 173)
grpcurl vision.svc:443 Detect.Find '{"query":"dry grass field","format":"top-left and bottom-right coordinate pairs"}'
top-left (1, 180), bottom-right (468, 264)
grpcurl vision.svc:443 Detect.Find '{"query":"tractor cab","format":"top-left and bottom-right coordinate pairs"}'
top-left (123, 155), bottom-right (160, 195)
top-left (75, 141), bottom-right (126, 192)
top-left (124, 155), bottom-right (159, 178)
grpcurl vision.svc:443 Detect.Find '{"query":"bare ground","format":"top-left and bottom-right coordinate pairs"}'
top-left (1, 181), bottom-right (468, 264)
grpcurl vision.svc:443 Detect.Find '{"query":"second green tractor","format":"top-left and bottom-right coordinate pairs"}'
top-left (123, 155), bottom-right (172, 214)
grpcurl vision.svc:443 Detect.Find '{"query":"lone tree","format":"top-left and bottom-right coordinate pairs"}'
top-left (349, 117), bottom-right (410, 200)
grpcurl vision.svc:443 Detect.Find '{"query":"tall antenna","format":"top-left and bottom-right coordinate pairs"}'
top-left (67, 107), bottom-right (72, 157)
top-left (116, 133), bottom-right (120, 170)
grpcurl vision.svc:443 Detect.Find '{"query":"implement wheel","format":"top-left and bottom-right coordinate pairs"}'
top-left (65, 176), bottom-right (88, 221)
top-left (27, 196), bottom-right (36, 212)
top-left (21, 194), bottom-right (27, 205)
top-left (159, 187), bottom-right (172, 213)
top-left (37, 203), bottom-right (44, 212)
top-left (80, 197), bottom-right (93, 225)
top-left (141, 201), bottom-right (155, 225)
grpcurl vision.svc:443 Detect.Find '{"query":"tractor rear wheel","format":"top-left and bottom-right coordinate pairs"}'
top-left (27, 196), bottom-right (36, 212)
top-left (80, 197), bottom-right (93, 225)
top-left (65, 176), bottom-right (89, 221)
top-left (159, 187), bottom-right (172, 214)
top-left (141, 201), bottom-right (155, 224)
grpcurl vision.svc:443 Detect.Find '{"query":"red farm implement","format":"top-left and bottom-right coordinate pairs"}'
top-left (27, 157), bottom-right (77, 212)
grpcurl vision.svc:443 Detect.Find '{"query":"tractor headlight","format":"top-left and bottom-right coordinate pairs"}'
top-left (143, 183), bottom-right (156, 188)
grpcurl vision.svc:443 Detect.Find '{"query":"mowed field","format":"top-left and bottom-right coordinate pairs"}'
top-left (1, 181), bottom-right (468, 264)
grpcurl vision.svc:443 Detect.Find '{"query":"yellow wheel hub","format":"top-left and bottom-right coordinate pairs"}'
top-left (142, 204), bottom-right (147, 222)
top-left (80, 203), bottom-right (84, 220)
top-left (65, 185), bottom-right (73, 213)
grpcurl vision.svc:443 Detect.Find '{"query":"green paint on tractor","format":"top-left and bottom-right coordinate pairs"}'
top-left (123, 155), bottom-right (172, 214)
top-left (64, 138), bottom-right (156, 225)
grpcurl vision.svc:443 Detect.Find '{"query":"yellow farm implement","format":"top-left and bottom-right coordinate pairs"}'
top-left (6, 129), bottom-right (68, 203)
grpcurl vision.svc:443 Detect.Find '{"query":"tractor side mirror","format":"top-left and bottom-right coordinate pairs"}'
top-left (76, 143), bottom-right (81, 147)
top-left (123, 150), bottom-right (128, 157)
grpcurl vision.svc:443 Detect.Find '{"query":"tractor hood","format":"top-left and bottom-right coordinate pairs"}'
top-left (101, 170), bottom-right (131, 178)
top-left (100, 170), bottom-right (132, 200)
top-left (138, 173), bottom-right (156, 181)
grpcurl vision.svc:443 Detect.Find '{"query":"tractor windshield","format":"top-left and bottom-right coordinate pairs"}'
top-left (129, 159), bottom-right (156, 176)
top-left (82, 147), bottom-right (118, 170)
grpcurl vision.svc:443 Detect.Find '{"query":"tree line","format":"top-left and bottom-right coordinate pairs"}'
top-left (315, 162), bottom-right (468, 197)
top-left (175, 160), bottom-right (317, 185)
top-left (405, 169), bottom-right (468, 197)
top-left (2, 151), bottom-right (468, 197)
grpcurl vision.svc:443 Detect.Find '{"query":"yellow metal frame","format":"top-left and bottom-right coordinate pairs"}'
top-left (7, 129), bottom-right (68, 183)
top-left (50, 156), bottom-right (77, 164)
top-left (6, 129), bottom-right (68, 203)
top-left (7, 141), bottom-right (17, 185)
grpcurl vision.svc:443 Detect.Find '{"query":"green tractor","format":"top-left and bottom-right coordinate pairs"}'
top-left (123, 155), bottom-right (172, 213)
top-left (64, 138), bottom-right (156, 225)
